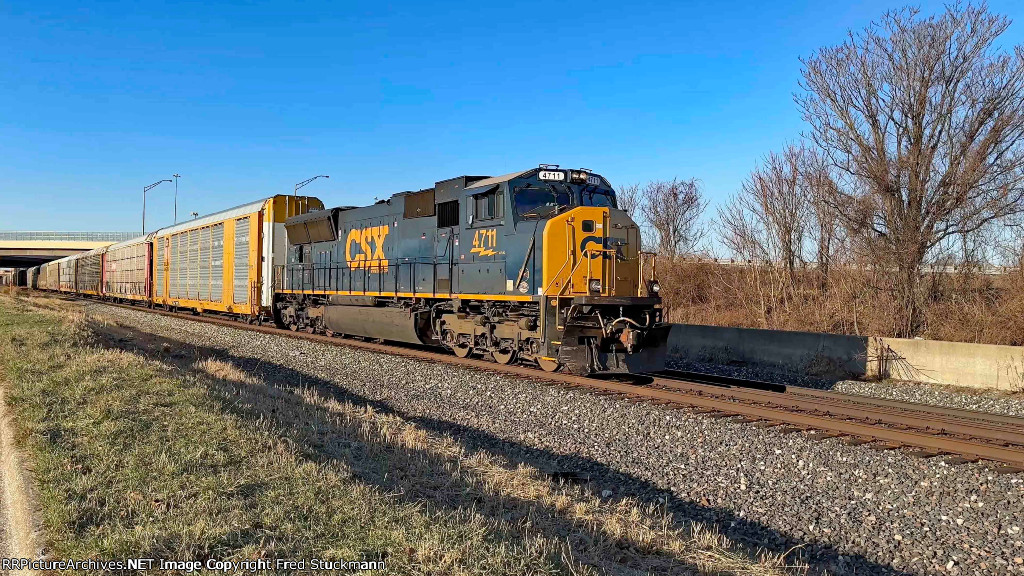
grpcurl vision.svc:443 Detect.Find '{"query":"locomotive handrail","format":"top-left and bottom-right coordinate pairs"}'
top-left (583, 247), bottom-right (616, 297)
top-left (282, 257), bottom-right (457, 297)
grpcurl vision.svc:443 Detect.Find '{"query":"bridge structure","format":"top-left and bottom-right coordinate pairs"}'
top-left (0, 231), bottom-right (140, 268)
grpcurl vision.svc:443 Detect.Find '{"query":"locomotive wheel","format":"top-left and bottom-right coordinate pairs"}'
top-left (492, 348), bottom-right (517, 365)
top-left (452, 344), bottom-right (473, 358)
top-left (537, 357), bottom-right (561, 372)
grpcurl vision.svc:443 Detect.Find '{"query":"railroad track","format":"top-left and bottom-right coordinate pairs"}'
top-left (59, 294), bottom-right (1024, 472)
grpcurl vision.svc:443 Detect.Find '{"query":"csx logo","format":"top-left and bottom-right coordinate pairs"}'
top-left (346, 225), bottom-right (389, 272)
top-left (580, 235), bottom-right (616, 259)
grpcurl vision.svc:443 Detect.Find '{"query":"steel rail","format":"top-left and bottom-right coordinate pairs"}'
top-left (667, 370), bottom-right (1024, 427)
top-left (57, 295), bottom-right (1024, 469)
top-left (649, 377), bottom-right (1024, 447)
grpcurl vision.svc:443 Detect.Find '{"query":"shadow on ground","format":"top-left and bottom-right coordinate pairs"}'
top-left (88, 316), bottom-right (911, 576)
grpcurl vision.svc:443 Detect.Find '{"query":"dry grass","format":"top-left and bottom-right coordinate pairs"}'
top-left (661, 261), bottom-right (1024, 345)
top-left (0, 293), bottom-right (802, 575)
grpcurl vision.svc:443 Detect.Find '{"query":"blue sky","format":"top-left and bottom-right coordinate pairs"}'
top-left (2, 0), bottom-right (1023, 234)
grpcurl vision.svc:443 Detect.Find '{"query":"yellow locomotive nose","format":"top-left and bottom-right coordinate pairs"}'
top-left (540, 207), bottom-right (642, 298)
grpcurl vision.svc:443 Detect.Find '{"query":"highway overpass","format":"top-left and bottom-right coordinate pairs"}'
top-left (0, 231), bottom-right (139, 267)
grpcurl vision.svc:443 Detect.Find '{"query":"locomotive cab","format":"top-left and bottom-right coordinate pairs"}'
top-left (511, 167), bottom-right (669, 374)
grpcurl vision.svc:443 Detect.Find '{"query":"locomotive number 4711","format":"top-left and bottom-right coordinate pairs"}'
top-left (470, 228), bottom-right (499, 257)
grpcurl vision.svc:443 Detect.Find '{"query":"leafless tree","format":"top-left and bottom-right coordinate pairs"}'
top-left (639, 178), bottom-right (707, 259)
top-left (802, 150), bottom-right (844, 291)
top-left (616, 182), bottom-right (642, 220)
top-left (797, 4), bottom-right (1024, 336)
top-left (719, 144), bottom-right (812, 283)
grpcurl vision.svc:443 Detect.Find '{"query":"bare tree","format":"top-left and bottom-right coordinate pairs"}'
top-left (802, 150), bottom-right (844, 291)
top-left (639, 178), bottom-right (707, 259)
top-left (718, 144), bottom-right (833, 327)
top-left (797, 4), bottom-right (1024, 336)
top-left (719, 144), bottom-right (812, 283)
top-left (616, 182), bottom-right (642, 221)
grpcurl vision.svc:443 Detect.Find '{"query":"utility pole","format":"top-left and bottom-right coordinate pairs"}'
top-left (294, 174), bottom-right (329, 196)
top-left (173, 174), bottom-right (181, 223)
top-left (143, 179), bottom-right (172, 234)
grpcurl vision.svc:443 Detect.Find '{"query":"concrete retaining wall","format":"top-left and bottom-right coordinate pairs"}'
top-left (870, 337), bottom-right (1024, 391)
top-left (667, 324), bottom-right (1024, 391)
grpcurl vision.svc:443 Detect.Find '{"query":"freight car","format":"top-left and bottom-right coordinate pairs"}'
top-left (34, 195), bottom-right (323, 321)
top-left (276, 165), bottom-right (669, 375)
top-left (150, 195), bottom-right (323, 318)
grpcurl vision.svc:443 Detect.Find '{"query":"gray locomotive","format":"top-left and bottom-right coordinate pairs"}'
top-left (275, 165), bottom-right (668, 375)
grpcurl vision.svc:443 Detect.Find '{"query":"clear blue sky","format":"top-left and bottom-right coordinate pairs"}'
top-left (2, 0), bottom-right (1023, 234)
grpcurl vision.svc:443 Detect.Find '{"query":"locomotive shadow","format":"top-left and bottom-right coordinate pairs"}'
top-left (89, 318), bottom-right (912, 576)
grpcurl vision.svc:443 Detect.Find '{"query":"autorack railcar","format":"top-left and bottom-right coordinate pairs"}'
top-left (276, 165), bottom-right (669, 375)
top-left (103, 235), bottom-right (153, 302)
top-left (150, 195), bottom-right (323, 319)
top-left (32, 194), bottom-right (324, 323)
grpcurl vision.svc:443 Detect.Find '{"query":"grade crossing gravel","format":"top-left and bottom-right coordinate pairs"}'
top-left (84, 303), bottom-right (1024, 575)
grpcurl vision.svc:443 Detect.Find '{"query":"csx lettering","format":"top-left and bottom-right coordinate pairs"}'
top-left (346, 225), bottom-right (389, 272)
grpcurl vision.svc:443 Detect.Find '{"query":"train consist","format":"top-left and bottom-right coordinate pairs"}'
top-left (31, 166), bottom-right (669, 374)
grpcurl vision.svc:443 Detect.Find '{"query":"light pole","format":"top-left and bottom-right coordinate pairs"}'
top-left (173, 174), bottom-right (181, 223)
top-left (294, 174), bottom-right (329, 197)
top-left (143, 179), bottom-right (173, 234)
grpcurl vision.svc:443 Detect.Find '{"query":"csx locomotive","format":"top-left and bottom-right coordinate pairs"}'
top-left (33, 165), bottom-right (668, 375)
top-left (276, 165), bottom-right (669, 374)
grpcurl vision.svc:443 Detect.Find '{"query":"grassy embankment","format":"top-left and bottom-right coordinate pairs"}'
top-left (0, 292), bottom-right (797, 575)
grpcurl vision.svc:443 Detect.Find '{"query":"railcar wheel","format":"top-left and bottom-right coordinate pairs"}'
top-left (492, 349), bottom-right (516, 365)
top-left (537, 357), bottom-right (561, 372)
top-left (452, 344), bottom-right (473, 359)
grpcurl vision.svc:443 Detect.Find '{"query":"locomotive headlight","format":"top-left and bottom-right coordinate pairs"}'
top-left (648, 280), bottom-right (661, 294)
top-left (588, 279), bottom-right (602, 292)
top-left (569, 170), bottom-right (589, 184)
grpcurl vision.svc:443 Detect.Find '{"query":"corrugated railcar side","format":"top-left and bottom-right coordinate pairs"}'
top-left (75, 247), bottom-right (107, 295)
top-left (150, 195), bottom-right (323, 317)
top-left (103, 235), bottom-right (153, 301)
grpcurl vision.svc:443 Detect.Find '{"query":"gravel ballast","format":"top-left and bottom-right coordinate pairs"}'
top-left (84, 303), bottom-right (1024, 575)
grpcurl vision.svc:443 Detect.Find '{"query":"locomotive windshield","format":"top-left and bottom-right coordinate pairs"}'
top-left (514, 183), bottom-right (573, 218)
top-left (514, 182), bottom-right (619, 218)
top-left (580, 185), bottom-right (617, 208)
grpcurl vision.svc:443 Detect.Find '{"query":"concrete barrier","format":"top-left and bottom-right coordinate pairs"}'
top-left (869, 337), bottom-right (1024, 391)
top-left (667, 324), bottom-right (1024, 391)
top-left (667, 324), bottom-right (870, 380)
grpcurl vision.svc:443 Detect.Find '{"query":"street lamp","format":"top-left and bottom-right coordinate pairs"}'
top-left (143, 179), bottom-right (173, 234)
top-left (294, 174), bottom-right (329, 197)
top-left (173, 174), bottom-right (181, 223)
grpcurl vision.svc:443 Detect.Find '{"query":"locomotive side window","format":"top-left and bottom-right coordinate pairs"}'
top-left (472, 186), bottom-right (502, 221)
